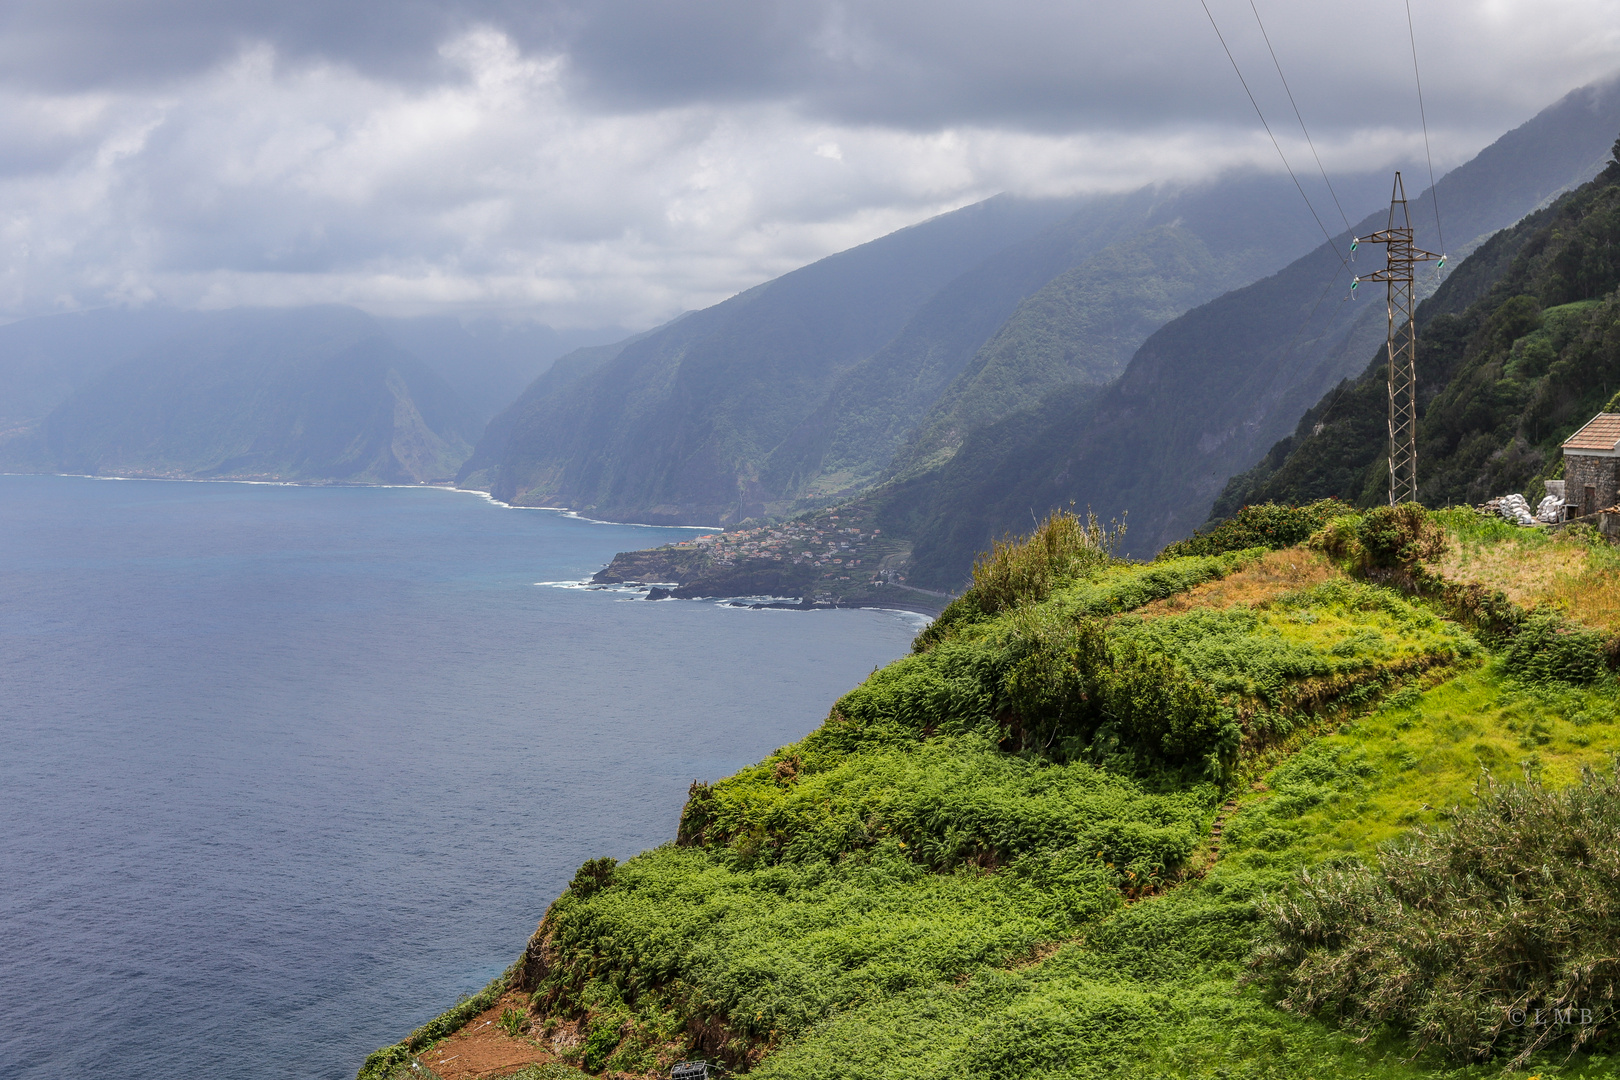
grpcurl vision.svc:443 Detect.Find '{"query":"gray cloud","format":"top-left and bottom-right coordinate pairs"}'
top-left (0, 1), bottom-right (1613, 328)
top-left (6, 1), bottom-right (1613, 131)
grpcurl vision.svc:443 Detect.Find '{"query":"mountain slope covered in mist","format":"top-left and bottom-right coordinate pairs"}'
top-left (1, 307), bottom-right (482, 484)
top-left (464, 171), bottom-right (1366, 524)
top-left (881, 75), bottom-right (1620, 586)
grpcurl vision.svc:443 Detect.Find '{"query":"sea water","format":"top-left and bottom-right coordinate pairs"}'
top-left (0, 474), bottom-right (922, 1079)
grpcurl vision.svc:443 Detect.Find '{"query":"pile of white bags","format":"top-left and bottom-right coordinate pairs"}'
top-left (1479, 493), bottom-right (1538, 526)
top-left (1535, 494), bottom-right (1565, 523)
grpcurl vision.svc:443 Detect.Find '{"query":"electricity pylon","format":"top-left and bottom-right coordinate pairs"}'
top-left (1351, 172), bottom-right (1444, 506)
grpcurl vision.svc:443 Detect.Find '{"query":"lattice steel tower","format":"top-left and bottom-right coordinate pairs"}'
top-left (1352, 172), bottom-right (1443, 505)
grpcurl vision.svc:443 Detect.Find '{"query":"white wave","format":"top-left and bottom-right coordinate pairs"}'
top-left (448, 487), bottom-right (712, 530)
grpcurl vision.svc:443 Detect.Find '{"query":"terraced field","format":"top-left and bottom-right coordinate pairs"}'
top-left (363, 504), bottom-right (1620, 1080)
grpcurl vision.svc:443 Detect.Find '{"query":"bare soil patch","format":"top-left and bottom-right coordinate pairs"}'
top-left (419, 992), bottom-right (558, 1080)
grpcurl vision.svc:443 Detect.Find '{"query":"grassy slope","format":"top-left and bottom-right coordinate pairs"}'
top-left (365, 510), bottom-right (1620, 1080)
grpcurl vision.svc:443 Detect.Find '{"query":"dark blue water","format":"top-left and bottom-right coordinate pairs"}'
top-left (0, 475), bottom-right (921, 1079)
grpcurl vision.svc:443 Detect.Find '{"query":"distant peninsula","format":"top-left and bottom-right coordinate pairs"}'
top-left (591, 501), bottom-right (949, 616)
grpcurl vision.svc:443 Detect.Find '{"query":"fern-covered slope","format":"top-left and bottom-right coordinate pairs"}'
top-left (363, 507), bottom-right (1620, 1080)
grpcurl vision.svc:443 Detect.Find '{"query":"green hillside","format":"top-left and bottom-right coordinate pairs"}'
top-left (462, 194), bottom-right (1093, 523)
top-left (4, 306), bottom-right (480, 484)
top-left (883, 172), bottom-right (1399, 483)
top-left (464, 172), bottom-right (1354, 526)
top-left (750, 186), bottom-right (1162, 504)
top-left (1214, 137), bottom-right (1620, 518)
top-left (885, 223), bottom-right (1225, 477)
top-left (360, 504), bottom-right (1620, 1080)
top-left (874, 77), bottom-right (1620, 585)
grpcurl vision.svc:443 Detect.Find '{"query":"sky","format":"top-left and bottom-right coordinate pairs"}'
top-left (0, 0), bottom-right (1616, 330)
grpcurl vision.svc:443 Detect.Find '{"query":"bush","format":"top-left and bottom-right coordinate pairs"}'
top-left (916, 509), bottom-right (1121, 649)
top-left (498, 1006), bottom-right (531, 1037)
top-left (999, 609), bottom-right (1108, 756)
top-left (1097, 640), bottom-right (1236, 777)
top-left (970, 507), bottom-right (1123, 613)
top-left (1161, 500), bottom-right (1346, 559)
top-left (1502, 610), bottom-right (1612, 684)
top-left (1315, 503), bottom-right (1444, 573)
top-left (569, 857), bottom-right (618, 899)
top-left (1251, 765), bottom-right (1620, 1066)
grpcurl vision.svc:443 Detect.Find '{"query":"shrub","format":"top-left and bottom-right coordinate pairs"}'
top-left (826, 641), bottom-right (1003, 750)
top-left (1502, 610), bottom-right (1612, 684)
top-left (1251, 765), bottom-right (1620, 1066)
top-left (569, 857), bottom-right (618, 899)
top-left (1161, 500), bottom-right (1346, 559)
top-left (676, 782), bottom-right (718, 847)
top-left (916, 509), bottom-right (1121, 649)
top-left (581, 1013), bottom-right (626, 1072)
top-left (498, 1006), bottom-right (531, 1037)
top-left (970, 507), bottom-right (1123, 613)
top-left (356, 1043), bottom-right (412, 1080)
top-left (1315, 503), bottom-right (1444, 573)
top-left (1097, 640), bottom-right (1236, 778)
top-left (999, 609), bottom-right (1108, 756)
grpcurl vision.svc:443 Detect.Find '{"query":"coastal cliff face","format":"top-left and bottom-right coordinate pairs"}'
top-left (590, 547), bottom-right (713, 585)
top-left (364, 505), bottom-right (1620, 1080)
top-left (591, 504), bottom-right (949, 614)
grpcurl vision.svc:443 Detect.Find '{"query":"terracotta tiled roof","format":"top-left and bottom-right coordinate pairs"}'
top-left (1563, 413), bottom-right (1620, 452)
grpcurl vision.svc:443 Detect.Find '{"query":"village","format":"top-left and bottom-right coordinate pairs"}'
top-left (670, 504), bottom-right (914, 588)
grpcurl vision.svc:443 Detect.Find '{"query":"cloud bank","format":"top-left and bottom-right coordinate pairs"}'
top-left (0, 0), bottom-right (1615, 328)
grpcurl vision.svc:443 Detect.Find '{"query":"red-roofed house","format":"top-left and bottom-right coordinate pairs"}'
top-left (1562, 413), bottom-right (1620, 516)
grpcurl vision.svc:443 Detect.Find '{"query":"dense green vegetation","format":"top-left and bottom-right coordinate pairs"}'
top-left (1253, 764), bottom-right (1620, 1068)
top-left (364, 500), bottom-right (1620, 1080)
top-left (1213, 138), bottom-right (1620, 518)
top-left (1161, 500), bottom-right (1349, 559)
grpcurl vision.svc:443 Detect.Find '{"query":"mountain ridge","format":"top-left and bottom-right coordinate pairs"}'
top-left (2, 306), bottom-right (482, 485)
top-left (879, 73), bottom-right (1620, 585)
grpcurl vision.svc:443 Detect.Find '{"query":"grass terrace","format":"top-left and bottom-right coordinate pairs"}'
top-left (363, 504), bottom-right (1620, 1080)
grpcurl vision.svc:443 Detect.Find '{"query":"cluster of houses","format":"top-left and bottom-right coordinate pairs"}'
top-left (674, 516), bottom-right (879, 569)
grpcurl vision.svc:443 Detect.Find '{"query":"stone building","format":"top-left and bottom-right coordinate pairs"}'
top-left (1562, 413), bottom-right (1620, 516)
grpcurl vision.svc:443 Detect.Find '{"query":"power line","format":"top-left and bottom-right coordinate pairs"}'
top-left (1197, 0), bottom-right (1348, 267)
top-left (1247, 0), bottom-right (1353, 233)
top-left (1405, 0), bottom-right (1445, 256)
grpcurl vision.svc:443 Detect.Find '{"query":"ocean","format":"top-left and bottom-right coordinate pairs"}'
top-left (0, 474), bottom-right (922, 1079)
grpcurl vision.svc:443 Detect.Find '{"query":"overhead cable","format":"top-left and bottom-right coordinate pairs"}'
top-left (1405, 0), bottom-right (1445, 256)
top-left (1247, 0), bottom-right (1353, 234)
top-left (1197, 0), bottom-right (1349, 269)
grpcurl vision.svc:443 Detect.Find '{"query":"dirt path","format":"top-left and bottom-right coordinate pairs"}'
top-left (418, 992), bottom-right (559, 1080)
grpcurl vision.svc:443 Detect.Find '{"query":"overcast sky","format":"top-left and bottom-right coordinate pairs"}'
top-left (0, 0), bottom-right (1616, 329)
